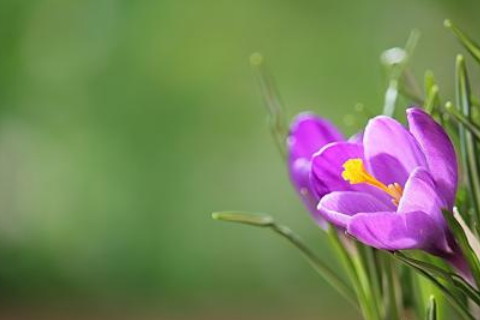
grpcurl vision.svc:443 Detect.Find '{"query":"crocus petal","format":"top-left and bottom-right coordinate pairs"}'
top-left (317, 191), bottom-right (392, 228)
top-left (287, 113), bottom-right (344, 225)
top-left (287, 112), bottom-right (344, 162)
top-left (290, 159), bottom-right (326, 221)
top-left (407, 107), bottom-right (458, 207)
top-left (311, 141), bottom-right (394, 207)
top-left (310, 142), bottom-right (363, 197)
top-left (348, 211), bottom-right (444, 251)
top-left (398, 167), bottom-right (446, 226)
top-left (363, 116), bottom-right (426, 186)
top-left (287, 113), bottom-right (344, 196)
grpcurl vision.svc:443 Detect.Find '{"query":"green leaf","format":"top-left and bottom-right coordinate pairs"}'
top-left (424, 71), bottom-right (440, 115)
top-left (393, 252), bottom-right (474, 320)
top-left (453, 207), bottom-right (480, 261)
top-left (426, 295), bottom-right (437, 320)
top-left (328, 229), bottom-right (382, 320)
top-left (451, 274), bottom-right (480, 306)
top-left (455, 55), bottom-right (480, 229)
top-left (444, 102), bottom-right (480, 141)
top-left (442, 209), bottom-right (480, 288)
top-left (212, 211), bottom-right (274, 226)
top-left (212, 211), bottom-right (358, 308)
top-left (445, 20), bottom-right (480, 64)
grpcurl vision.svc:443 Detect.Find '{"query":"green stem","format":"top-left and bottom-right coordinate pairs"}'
top-left (328, 230), bottom-right (374, 319)
top-left (354, 244), bottom-right (383, 320)
top-left (384, 254), bottom-right (402, 320)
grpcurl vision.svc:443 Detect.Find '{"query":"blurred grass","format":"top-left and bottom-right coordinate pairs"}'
top-left (0, 0), bottom-right (479, 318)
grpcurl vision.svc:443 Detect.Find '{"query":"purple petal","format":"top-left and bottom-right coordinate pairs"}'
top-left (347, 211), bottom-right (445, 251)
top-left (398, 167), bottom-right (446, 227)
top-left (289, 159), bottom-right (325, 220)
top-left (407, 107), bottom-right (458, 207)
top-left (310, 142), bottom-right (363, 197)
top-left (287, 113), bottom-right (344, 162)
top-left (310, 142), bottom-right (394, 206)
top-left (363, 116), bottom-right (427, 186)
top-left (317, 191), bottom-right (392, 228)
top-left (287, 113), bottom-right (343, 225)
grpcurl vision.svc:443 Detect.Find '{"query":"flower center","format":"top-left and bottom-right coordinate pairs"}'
top-left (341, 158), bottom-right (403, 205)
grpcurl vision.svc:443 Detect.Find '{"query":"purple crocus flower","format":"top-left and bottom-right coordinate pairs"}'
top-left (288, 107), bottom-right (463, 265)
top-left (287, 113), bottom-right (344, 227)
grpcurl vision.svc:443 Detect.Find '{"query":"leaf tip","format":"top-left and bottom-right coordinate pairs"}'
top-left (250, 52), bottom-right (264, 67)
top-left (444, 19), bottom-right (452, 29)
top-left (211, 211), bottom-right (275, 226)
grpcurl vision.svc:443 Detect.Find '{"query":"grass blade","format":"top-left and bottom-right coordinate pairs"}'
top-left (455, 55), bottom-right (480, 230)
top-left (212, 211), bottom-right (357, 308)
top-left (445, 20), bottom-right (480, 64)
top-left (426, 295), bottom-right (437, 320)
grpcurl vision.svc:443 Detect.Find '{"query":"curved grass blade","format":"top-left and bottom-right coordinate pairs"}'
top-left (212, 211), bottom-right (357, 308)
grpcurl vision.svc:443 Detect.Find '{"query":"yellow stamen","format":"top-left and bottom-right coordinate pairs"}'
top-left (341, 158), bottom-right (403, 204)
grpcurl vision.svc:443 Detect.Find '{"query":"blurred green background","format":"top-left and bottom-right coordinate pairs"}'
top-left (0, 0), bottom-right (479, 318)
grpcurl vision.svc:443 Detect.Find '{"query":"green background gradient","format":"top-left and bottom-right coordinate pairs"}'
top-left (0, 0), bottom-right (478, 318)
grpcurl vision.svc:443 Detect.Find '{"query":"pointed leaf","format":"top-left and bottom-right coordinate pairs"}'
top-left (444, 102), bottom-right (480, 141)
top-left (445, 20), bottom-right (480, 64)
top-left (212, 211), bottom-right (274, 226)
top-left (426, 295), bottom-right (437, 320)
top-left (455, 55), bottom-right (480, 228)
top-left (442, 209), bottom-right (480, 288)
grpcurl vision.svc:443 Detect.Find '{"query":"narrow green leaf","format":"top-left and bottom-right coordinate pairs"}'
top-left (212, 211), bottom-right (274, 226)
top-left (426, 295), bottom-right (437, 320)
top-left (424, 71), bottom-right (440, 115)
top-left (250, 53), bottom-right (288, 157)
top-left (442, 209), bottom-right (480, 288)
top-left (396, 252), bottom-right (480, 306)
top-left (455, 55), bottom-right (480, 229)
top-left (355, 244), bottom-right (383, 320)
top-left (453, 207), bottom-right (480, 260)
top-left (451, 274), bottom-right (480, 306)
top-left (328, 229), bottom-right (380, 320)
top-left (445, 20), bottom-right (480, 64)
top-left (444, 102), bottom-right (480, 141)
top-left (383, 252), bottom-right (402, 320)
top-left (393, 253), bottom-right (474, 320)
top-left (213, 211), bottom-right (358, 308)
top-left (394, 253), bottom-right (455, 287)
